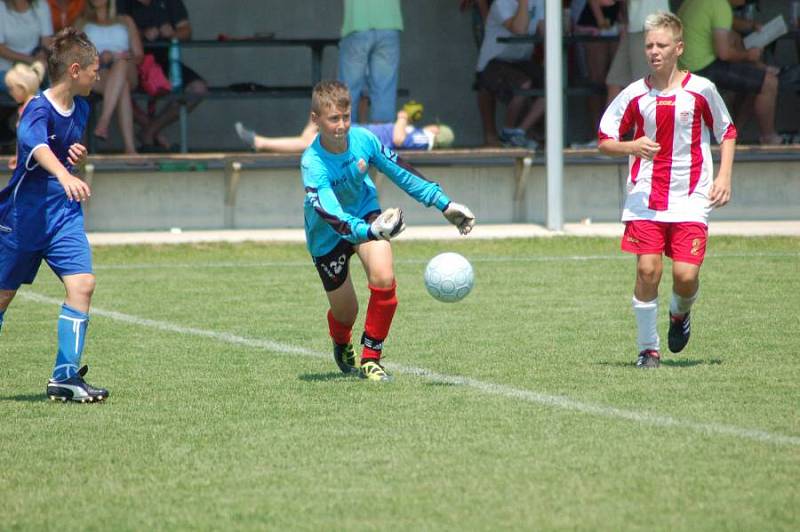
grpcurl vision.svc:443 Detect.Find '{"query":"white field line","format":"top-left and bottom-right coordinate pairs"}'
top-left (19, 291), bottom-right (800, 447)
top-left (91, 251), bottom-right (800, 270)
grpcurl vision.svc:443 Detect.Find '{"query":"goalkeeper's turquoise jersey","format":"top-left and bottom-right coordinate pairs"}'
top-left (301, 125), bottom-right (451, 257)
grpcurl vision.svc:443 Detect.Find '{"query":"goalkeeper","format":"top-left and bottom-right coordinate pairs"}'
top-left (302, 80), bottom-right (475, 382)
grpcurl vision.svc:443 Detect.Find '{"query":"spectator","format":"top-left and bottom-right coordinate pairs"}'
top-left (4, 60), bottom-right (45, 168)
top-left (572, 0), bottom-right (623, 147)
top-left (0, 0), bottom-right (53, 84)
top-left (78, 0), bottom-right (141, 153)
top-left (234, 109), bottom-right (455, 153)
top-left (460, 0), bottom-right (492, 48)
top-left (116, 0), bottom-right (207, 152)
top-left (678, 0), bottom-right (782, 145)
top-left (475, 0), bottom-right (545, 148)
top-left (47, 0), bottom-right (85, 32)
top-left (606, 0), bottom-right (671, 102)
top-left (338, 0), bottom-right (403, 123)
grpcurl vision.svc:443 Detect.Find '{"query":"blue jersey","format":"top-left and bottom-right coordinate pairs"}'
top-left (361, 123), bottom-right (433, 150)
top-left (301, 125), bottom-right (450, 256)
top-left (0, 91), bottom-right (90, 251)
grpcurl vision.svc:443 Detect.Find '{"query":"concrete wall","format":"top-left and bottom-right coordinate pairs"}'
top-left (82, 157), bottom-right (800, 231)
top-left (105, 0), bottom-right (799, 151)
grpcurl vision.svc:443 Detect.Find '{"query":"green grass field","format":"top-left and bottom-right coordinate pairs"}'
top-left (1, 236), bottom-right (798, 531)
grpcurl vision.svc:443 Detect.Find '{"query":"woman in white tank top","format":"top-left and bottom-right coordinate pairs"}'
top-left (78, 0), bottom-right (142, 153)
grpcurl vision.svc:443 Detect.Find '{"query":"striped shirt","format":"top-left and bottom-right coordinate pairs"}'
top-left (599, 73), bottom-right (736, 224)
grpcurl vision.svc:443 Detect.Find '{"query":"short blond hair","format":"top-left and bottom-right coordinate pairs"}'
top-left (4, 61), bottom-right (45, 98)
top-left (644, 11), bottom-right (683, 42)
top-left (311, 80), bottom-right (351, 114)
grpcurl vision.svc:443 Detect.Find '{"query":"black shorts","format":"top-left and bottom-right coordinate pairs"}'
top-left (477, 59), bottom-right (544, 103)
top-left (695, 59), bottom-right (765, 94)
top-left (311, 210), bottom-right (381, 292)
top-left (154, 57), bottom-right (206, 87)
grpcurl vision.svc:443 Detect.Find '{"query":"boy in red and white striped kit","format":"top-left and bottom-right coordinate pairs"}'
top-left (598, 11), bottom-right (736, 368)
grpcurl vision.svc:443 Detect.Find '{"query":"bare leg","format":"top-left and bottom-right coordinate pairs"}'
top-left (94, 61), bottom-right (130, 139)
top-left (516, 97), bottom-right (545, 132)
top-left (755, 71), bottom-right (780, 144)
top-left (477, 88), bottom-right (500, 146)
top-left (635, 254), bottom-right (663, 302)
top-left (140, 79), bottom-right (208, 146)
top-left (325, 272), bottom-right (358, 328)
top-left (116, 81), bottom-right (137, 154)
top-left (0, 289), bottom-right (16, 312)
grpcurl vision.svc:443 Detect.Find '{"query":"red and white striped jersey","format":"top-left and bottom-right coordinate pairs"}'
top-left (599, 73), bottom-right (737, 224)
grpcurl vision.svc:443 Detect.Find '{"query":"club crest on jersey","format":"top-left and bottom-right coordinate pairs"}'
top-left (357, 158), bottom-right (367, 173)
top-left (679, 110), bottom-right (692, 125)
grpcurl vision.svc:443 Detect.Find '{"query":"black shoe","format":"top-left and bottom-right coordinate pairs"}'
top-left (47, 365), bottom-right (109, 403)
top-left (668, 312), bottom-right (691, 353)
top-left (636, 350), bottom-right (661, 368)
top-left (333, 342), bottom-right (358, 374)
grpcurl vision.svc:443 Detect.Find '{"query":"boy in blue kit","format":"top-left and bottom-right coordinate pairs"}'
top-left (302, 81), bottom-right (476, 382)
top-left (0, 28), bottom-right (108, 402)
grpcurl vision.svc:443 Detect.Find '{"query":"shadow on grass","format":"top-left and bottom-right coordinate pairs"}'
top-left (2, 393), bottom-right (46, 402)
top-left (597, 358), bottom-right (723, 368)
top-left (298, 372), bottom-right (355, 382)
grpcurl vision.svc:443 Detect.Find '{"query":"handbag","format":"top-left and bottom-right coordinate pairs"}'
top-left (138, 54), bottom-right (171, 97)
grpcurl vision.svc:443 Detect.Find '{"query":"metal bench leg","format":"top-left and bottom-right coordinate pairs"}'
top-left (513, 156), bottom-right (533, 223)
top-left (179, 103), bottom-right (188, 153)
top-left (224, 160), bottom-right (242, 229)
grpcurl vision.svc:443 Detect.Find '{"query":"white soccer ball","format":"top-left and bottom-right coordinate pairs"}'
top-left (424, 252), bottom-right (474, 303)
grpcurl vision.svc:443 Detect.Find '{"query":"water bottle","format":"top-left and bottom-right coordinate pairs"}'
top-left (168, 38), bottom-right (182, 92)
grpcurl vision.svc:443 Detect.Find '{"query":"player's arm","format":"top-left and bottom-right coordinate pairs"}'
top-left (369, 135), bottom-right (475, 234)
top-left (18, 106), bottom-right (90, 202)
top-left (710, 138), bottom-right (734, 208)
top-left (597, 89), bottom-right (660, 160)
top-left (302, 163), bottom-right (375, 243)
top-left (33, 148), bottom-right (90, 202)
top-left (706, 84), bottom-right (737, 208)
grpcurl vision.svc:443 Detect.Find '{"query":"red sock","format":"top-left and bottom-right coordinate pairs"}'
top-left (361, 282), bottom-right (398, 361)
top-left (327, 309), bottom-right (352, 346)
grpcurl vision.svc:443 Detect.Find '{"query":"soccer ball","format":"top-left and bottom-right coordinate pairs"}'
top-left (424, 252), bottom-right (474, 303)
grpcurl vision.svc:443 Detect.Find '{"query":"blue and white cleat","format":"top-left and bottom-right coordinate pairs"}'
top-left (47, 365), bottom-right (109, 403)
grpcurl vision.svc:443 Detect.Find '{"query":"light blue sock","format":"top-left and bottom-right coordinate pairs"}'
top-left (52, 304), bottom-right (90, 381)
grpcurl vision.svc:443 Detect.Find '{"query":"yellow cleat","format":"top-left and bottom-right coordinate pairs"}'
top-left (359, 360), bottom-right (393, 382)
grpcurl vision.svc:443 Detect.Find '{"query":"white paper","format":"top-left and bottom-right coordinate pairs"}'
top-left (743, 15), bottom-right (788, 49)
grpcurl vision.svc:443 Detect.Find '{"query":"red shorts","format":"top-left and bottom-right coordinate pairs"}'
top-left (621, 220), bottom-right (708, 265)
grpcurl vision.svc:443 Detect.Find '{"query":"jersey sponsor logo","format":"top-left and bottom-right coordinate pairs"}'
top-left (657, 99), bottom-right (675, 106)
top-left (690, 238), bottom-right (702, 256)
top-left (340, 156), bottom-right (355, 169)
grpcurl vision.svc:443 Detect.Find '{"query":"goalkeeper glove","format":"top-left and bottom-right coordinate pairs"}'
top-left (369, 207), bottom-right (406, 240)
top-left (443, 202), bottom-right (475, 235)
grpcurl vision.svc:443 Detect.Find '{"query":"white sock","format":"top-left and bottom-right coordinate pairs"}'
top-left (632, 296), bottom-right (659, 352)
top-left (670, 289), bottom-right (698, 316)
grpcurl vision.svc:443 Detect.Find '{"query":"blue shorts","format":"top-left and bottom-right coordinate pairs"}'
top-left (0, 217), bottom-right (93, 290)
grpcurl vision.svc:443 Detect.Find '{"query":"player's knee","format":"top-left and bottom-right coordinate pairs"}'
top-left (70, 275), bottom-right (96, 299)
top-left (672, 269), bottom-right (698, 287)
top-left (368, 274), bottom-right (395, 290)
top-left (637, 264), bottom-right (661, 285)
